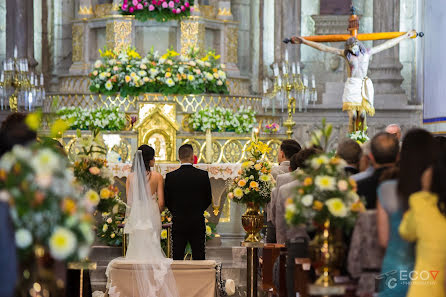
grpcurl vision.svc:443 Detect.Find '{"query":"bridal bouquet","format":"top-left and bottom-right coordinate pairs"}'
top-left (89, 47), bottom-right (229, 97)
top-left (0, 140), bottom-right (95, 261)
top-left (227, 140), bottom-right (274, 206)
top-left (120, 0), bottom-right (195, 23)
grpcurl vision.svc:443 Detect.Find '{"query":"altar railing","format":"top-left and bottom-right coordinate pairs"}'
top-left (45, 93), bottom-right (264, 114)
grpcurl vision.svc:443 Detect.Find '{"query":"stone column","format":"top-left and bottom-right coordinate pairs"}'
top-left (6, 0), bottom-right (36, 67)
top-left (274, 0), bottom-right (301, 63)
top-left (369, 0), bottom-right (407, 108)
top-left (179, 17), bottom-right (205, 57)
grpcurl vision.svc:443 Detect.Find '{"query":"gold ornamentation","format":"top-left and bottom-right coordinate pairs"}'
top-left (95, 4), bottom-right (113, 18)
top-left (217, 7), bottom-right (232, 17)
top-left (180, 20), bottom-right (205, 56)
top-left (226, 78), bottom-right (251, 96)
top-left (200, 140), bottom-right (222, 163)
top-left (78, 6), bottom-right (94, 16)
top-left (226, 27), bottom-right (238, 64)
top-left (222, 140), bottom-right (243, 163)
top-left (241, 202), bottom-right (264, 242)
top-left (265, 139), bottom-right (281, 163)
top-left (106, 21), bottom-right (132, 51)
top-left (72, 24), bottom-right (84, 62)
top-left (110, 139), bottom-right (131, 162)
top-left (200, 5), bottom-right (216, 19)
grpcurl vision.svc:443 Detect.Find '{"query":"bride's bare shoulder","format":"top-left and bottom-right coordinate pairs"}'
top-left (151, 171), bottom-right (163, 180)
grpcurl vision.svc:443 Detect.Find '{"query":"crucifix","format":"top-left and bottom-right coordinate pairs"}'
top-left (284, 6), bottom-right (423, 132)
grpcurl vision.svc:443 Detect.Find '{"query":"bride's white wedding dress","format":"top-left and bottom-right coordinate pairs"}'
top-left (106, 151), bottom-right (179, 297)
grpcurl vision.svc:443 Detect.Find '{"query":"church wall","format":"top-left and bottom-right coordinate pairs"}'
top-left (0, 0), bottom-right (5, 63)
top-left (400, 0), bottom-right (417, 103)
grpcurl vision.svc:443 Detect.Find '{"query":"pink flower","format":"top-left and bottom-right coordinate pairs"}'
top-left (176, 8), bottom-right (181, 13)
top-left (190, 6), bottom-right (194, 12)
top-left (152, 0), bottom-right (156, 4)
top-left (136, 3), bottom-right (143, 9)
top-left (123, 0), bottom-right (128, 3)
top-left (122, 3), bottom-right (128, 10)
top-left (181, 5), bottom-right (185, 11)
top-left (89, 167), bottom-right (101, 175)
top-left (143, 1), bottom-right (149, 6)
top-left (133, 0), bottom-right (138, 5)
top-left (129, 6), bottom-right (135, 12)
top-left (168, 1), bottom-right (175, 8)
top-left (149, 4), bottom-right (155, 10)
top-left (175, 0), bottom-right (180, 3)
top-left (172, 8), bottom-right (177, 13)
top-left (162, 1), bottom-right (168, 8)
top-left (184, 2), bottom-right (190, 7)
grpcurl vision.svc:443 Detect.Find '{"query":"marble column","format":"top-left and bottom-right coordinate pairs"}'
top-left (274, 0), bottom-right (301, 64)
top-left (6, 0), bottom-right (36, 67)
top-left (369, 0), bottom-right (407, 108)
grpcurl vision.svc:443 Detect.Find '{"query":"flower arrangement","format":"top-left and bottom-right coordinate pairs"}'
top-left (89, 47), bottom-right (229, 97)
top-left (120, 0), bottom-right (195, 23)
top-left (227, 140), bottom-right (274, 205)
top-left (0, 140), bottom-right (95, 261)
top-left (264, 122), bottom-right (280, 134)
top-left (189, 106), bottom-right (256, 134)
top-left (348, 130), bottom-right (369, 144)
top-left (284, 155), bottom-right (365, 230)
top-left (160, 208), bottom-right (172, 253)
top-left (57, 107), bottom-right (126, 131)
top-left (97, 204), bottom-right (126, 246)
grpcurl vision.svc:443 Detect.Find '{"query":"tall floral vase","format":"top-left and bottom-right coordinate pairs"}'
top-left (241, 202), bottom-right (264, 242)
top-left (309, 220), bottom-right (345, 287)
top-left (17, 246), bottom-right (64, 297)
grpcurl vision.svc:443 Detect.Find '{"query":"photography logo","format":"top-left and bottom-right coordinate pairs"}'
top-left (376, 270), bottom-right (440, 291)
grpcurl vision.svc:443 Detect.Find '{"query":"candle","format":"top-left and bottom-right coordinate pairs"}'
top-left (28, 92), bottom-right (32, 111)
top-left (284, 49), bottom-right (289, 63)
top-left (0, 72), bottom-right (4, 82)
top-left (311, 75), bottom-right (316, 88)
top-left (297, 62), bottom-right (301, 75)
top-left (291, 63), bottom-right (296, 75)
top-left (273, 63), bottom-right (279, 77)
top-left (263, 80), bottom-right (268, 94)
top-left (282, 63), bottom-right (287, 75)
top-left (40, 73), bottom-right (44, 86)
top-left (205, 129), bottom-right (213, 164)
top-left (14, 46), bottom-right (17, 59)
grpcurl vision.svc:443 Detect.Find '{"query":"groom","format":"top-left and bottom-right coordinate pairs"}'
top-left (165, 144), bottom-right (212, 260)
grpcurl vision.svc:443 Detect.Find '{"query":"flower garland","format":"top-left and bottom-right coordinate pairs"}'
top-left (264, 122), bottom-right (280, 134)
top-left (57, 107), bottom-right (126, 131)
top-left (120, 0), bottom-right (195, 23)
top-left (189, 106), bottom-right (256, 134)
top-left (227, 140), bottom-right (274, 205)
top-left (89, 47), bottom-right (229, 97)
top-left (0, 118), bottom-right (95, 261)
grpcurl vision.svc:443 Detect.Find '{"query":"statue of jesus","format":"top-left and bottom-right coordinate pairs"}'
top-left (290, 30), bottom-right (416, 132)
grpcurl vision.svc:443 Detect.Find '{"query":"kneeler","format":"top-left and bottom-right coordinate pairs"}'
top-left (104, 260), bottom-right (217, 297)
top-left (261, 244), bottom-right (284, 296)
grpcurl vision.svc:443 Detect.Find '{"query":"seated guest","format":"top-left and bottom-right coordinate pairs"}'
top-left (399, 148), bottom-right (446, 297)
top-left (0, 113), bottom-right (37, 297)
top-left (377, 129), bottom-right (438, 297)
top-left (385, 124), bottom-right (402, 142)
top-left (267, 140), bottom-right (301, 242)
top-left (336, 139), bottom-right (362, 175)
top-left (351, 141), bottom-right (374, 182)
top-left (357, 132), bottom-right (399, 209)
top-left (275, 147), bottom-right (321, 245)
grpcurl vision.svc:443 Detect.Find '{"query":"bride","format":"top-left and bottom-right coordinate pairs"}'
top-left (106, 145), bottom-right (179, 297)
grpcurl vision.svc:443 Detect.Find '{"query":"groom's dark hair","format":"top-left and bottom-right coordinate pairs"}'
top-left (179, 144), bottom-right (194, 161)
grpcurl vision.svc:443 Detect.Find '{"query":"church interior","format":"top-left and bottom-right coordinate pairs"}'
top-left (0, 0), bottom-right (445, 296)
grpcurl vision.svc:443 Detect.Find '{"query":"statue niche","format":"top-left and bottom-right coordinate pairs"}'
top-left (136, 104), bottom-right (178, 162)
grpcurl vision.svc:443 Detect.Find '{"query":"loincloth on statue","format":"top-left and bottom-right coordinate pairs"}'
top-left (342, 77), bottom-right (375, 116)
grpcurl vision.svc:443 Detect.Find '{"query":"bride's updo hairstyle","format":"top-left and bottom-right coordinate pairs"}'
top-left (138, 145), bottom-right (155, 172)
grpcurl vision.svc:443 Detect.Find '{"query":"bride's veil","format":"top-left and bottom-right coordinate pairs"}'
top-left (106, 150), bottom-right (179, 297)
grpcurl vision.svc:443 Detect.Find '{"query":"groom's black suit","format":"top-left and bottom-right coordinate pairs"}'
top-left (165, 164), bottom-right (212, 260)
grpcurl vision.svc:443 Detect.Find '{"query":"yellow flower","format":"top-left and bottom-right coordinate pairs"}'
top-left (187, 74), bottom-right (195, 81)
top-left (259, 175), bottom-right (270, 182)
top-left (206, 225), bottom-right (212, 236)
top-left (62, 199), bottom-right (77, 215)
top-left (161, 50), bottom-right (179, 60)
top-left (303, 177), bottom-right (313, 187)
top-left (102, 224), bottom-right (108, 232)
top-left (234, 188), bottom-right (244, 198)
top-left (100, 188), bottom-right (111, 199)
top-left (161, 229), bottom-right (168, 239)
top-left (238, 179), bottom-right (247, 187)
top-left (285, 203), bottom-right (297, 222)
top-left (85, 190), bottom-right (100, 207)
top-left (325, 198), bottom-right (348, 217)
top-left (351, 201), bottom-right (365, 212)
top-left (249, 181), bottom-right (259, 189)
top-left (165, 72), bottom-right (172, 78)
top-left (25, 112), bottom-right (41, 131)
top-left (242, 161), bottom-right (254, 169)
top-left (349, 178), bottom-right (357, 191)
top-left (110, 233), bottom-right (116, 238)
top-left (330, 157), bottom-right (341, 165)
top-left (105, 80), bottom-right (113, 91)
top-left (315, 176), bottom-right (336, 191)
top-left (50, 119), bottom-right (70, 138)
top-left (125, 75), bottom-right (131, 83)
top-left (99, 49), bottom-right (116, 58)
top-left (127, 48), bottom-right (141, 59)
top-left (313, 201), bottom-right (324, 211)
top-left (204, 211), bottom-right (211, 218)
top-left (254, 163), bottom-right (262, 171)
top-left (311, 155), bottom-right (329, 169)
top-left (49, 227), bottom-right (77, 260)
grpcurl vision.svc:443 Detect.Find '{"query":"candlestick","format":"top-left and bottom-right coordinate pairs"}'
top-left (40, 73), bottom-right (44, 86)
top-left (291, 63), bottom-right (296, 75)
top-left (284, 49), bottom-right (289, 63)
top-left (297, 62), bottom-right (301, 75)
top-left (282, 63), bottom-right (287, 75)
top-left (14, 46), bottom-right (17, 59)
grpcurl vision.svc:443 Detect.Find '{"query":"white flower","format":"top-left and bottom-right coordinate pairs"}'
top-left (49, 227), bottom-right (77, 260)
top-left (311, 155), bottom-right (329, 169)
top-left (12, 146), bottom-right (32, 160)
top-left (105, 80), bottom-right (113, 91)
top-left (0, 152), bottom-right (16, 171)
top-left (15, 228), bottom-right (32, 248)
top-left (166, 78), bottom-right (175, 87)
top-left (325, 198), bottom-right (348, 217)
top-left (78, 245), bottom-right (91, 259)
top-left (225, 279), bottom-right (236, 296)
top-left (218, 70), bottom-right (226, 80)
top-left (315, 175), bottom-right (336, 191)
top-left (94, 60), bottom-right (102, 68)
top-left (85, 190), bottom-right (100, 207)
top-left (217, 80), bottom-right (223, 86)
top-left (337, 180), bottom-right (349, 191)
top-left (79, 222), bottom-right (94, 244)
top-left (205, 73), bottom-right (214, 81)
top-left (35, 174), bottom-right (53, 189)
top-left (301, 194), bottom-right (314, 207)
top-left (31, 148), bottom-right (60, 175)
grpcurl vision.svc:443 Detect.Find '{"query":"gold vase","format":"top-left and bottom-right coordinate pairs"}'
top-left (241, 202), bottom-right (264, 242)
top-left (309, 220), bottom-right (345, 287)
